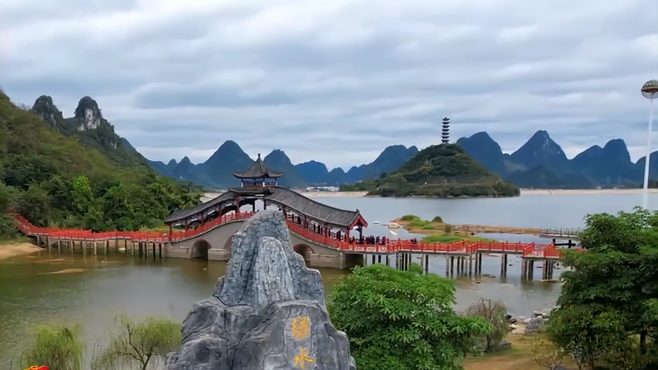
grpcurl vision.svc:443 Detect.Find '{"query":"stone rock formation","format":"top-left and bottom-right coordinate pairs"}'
top-left (166, 210), bottom-right (356, 370)
top-left (74, 96), bottom-right (102, 131)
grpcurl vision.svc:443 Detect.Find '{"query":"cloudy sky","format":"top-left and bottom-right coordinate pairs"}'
top-left (1, 0), bottom-right (657, 170)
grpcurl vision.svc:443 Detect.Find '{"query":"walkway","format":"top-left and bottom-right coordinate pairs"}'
top-left (14, 211), bottom-right (569, 259)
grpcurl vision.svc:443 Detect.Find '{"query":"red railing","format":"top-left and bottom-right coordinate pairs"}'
top-left (12, 212), bottom-right (253, 243)
top-left (13, 212), bottom-right (576, 258)
top-left (284, 219), bottom-right (574, 258)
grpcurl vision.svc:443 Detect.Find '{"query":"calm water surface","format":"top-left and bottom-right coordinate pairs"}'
top-left (0, 193), bottom-right (653, 365)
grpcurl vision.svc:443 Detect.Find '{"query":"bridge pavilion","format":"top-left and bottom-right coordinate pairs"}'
top-left (162, 155), bottom-right (369, 266)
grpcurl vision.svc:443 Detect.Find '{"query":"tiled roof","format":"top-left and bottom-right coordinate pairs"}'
top-left (164, 186), bottom-right (366, 228)
top-left (232, 154), bottom-right (283, 179)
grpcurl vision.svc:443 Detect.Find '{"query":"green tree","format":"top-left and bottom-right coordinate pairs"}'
top-left (327, 264), bottom-right (491, 370)
top-left (71, 175), bottom-right (95, 215)
top-left (16, 183), bottom-right (53, 227)
top-left (91, 315), bottom-right (182, 370)
top-left (101, 184), bottom-right (134, 231)
top-left (0, 181), bottom-right (17, 237)
top-left (21, 324), bottom-right (84, 370)
top-left (464, 298), bottom-right (508, 352)
top-left (547, 207), bottom-right (658, 369)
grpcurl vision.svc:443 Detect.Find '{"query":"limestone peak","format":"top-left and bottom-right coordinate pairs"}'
top-left (31, 95), bottom-right (64, 128)
top-left (73, 96), bottom-right (103, 131)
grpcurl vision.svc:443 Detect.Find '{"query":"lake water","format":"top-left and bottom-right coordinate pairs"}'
top-left (0, 192), bottom-right (653, 366)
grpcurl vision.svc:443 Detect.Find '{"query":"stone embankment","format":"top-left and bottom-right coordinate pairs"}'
top-left (166, 210), bottom-right (356, 370)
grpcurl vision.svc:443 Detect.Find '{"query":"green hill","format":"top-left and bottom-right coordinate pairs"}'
top-left (342, 144), bottom-right (519, 197)
top-left (0, 91), bottom-right (202, 238)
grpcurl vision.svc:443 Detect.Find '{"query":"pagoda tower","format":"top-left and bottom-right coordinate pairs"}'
top-left (232, 154), bottom-right (283, 187)
top-left (441, 117), bottom-right (450, 144)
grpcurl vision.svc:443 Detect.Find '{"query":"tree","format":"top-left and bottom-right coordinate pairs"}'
top-left (547, 207), bottom-right (658, 369)
top-left (327, 264), bottom-right (491, 370)
top-left (16, 183), bottom-right (53, 227)
top-left (530, 338), bottom-right (566, 370)
top-left (71, 175), bottom-right (95, 215)
top-left (464, 298), bottom-right (508, 352)
top-left (91, 315), bottom-right (181, 370)
top-left (20, 324), bottom-right (84, 370)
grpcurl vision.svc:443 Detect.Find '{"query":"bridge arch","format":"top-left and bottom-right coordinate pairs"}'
top-left (191, 239), bottom-right (211, 260)
top-left (293, 243), bottom-right (314, 264)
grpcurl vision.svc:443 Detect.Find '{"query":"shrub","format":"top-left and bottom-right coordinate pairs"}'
top-left (91, 315), bottom-right (182, 370)
top-left (530, 338), bottom-right (566, 370)
top-left (21, 324), bottom-right (84, 370)
top-left (327, 265), bottom-right (491, 370)
top-left (399, 214), bottom-right (419, 221)
top-left (465, 298), bottom-right (508, 351)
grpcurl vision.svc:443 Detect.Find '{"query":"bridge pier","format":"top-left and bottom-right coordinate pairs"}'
top-left (500, 254), bottom-right (508, 278)
top-left (521, 259), bottom-right (535, 280)
top-left (541, 260), bottom-right (555, 280)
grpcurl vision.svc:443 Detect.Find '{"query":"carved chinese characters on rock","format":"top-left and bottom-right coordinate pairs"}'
top-left (293, 347), bottom-right (315, 369)
top-left (291, 316), bottom-right (311, 340)
top-left (290, 315), bottom-right (314, 369)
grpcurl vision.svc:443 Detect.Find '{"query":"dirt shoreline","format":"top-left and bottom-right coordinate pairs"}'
top-left (0, 242), bottom-right (42, 260)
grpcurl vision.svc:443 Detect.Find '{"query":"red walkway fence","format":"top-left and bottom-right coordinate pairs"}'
top-left (14, 212), bottom-right (572, 259)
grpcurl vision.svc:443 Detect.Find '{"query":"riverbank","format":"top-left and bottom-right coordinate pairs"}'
top-left (0, 242), bottom-right (42, 260)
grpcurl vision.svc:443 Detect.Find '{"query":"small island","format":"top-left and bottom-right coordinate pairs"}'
top-left (393, 214), bottom-right (542, 243)
top-left (340, 144), bottom-right (520, 198)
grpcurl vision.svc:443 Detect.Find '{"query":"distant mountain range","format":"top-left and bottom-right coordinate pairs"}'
top-left (146, 142), bottom-right (419, 189)
top-left (25, 94), bottom-right (658, 190)
top-left (146, 130), bottom-right (658, 189)
top-left (456, 130), bottom-right (652, 189)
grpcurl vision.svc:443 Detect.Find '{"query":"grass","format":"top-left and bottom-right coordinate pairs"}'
top-left (463, 333), bottom-right (576, 370)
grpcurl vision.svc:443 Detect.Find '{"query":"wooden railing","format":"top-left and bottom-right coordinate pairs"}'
top-left (540, 228), bottom-right (581, 238)
top-left (14, 212), bottom-right (578, 259)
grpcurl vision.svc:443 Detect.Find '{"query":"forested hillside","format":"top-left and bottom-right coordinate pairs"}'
top-left (342, 144), bottom-right (519, 197)
top-left (0, 91), bottom-right (202, 239)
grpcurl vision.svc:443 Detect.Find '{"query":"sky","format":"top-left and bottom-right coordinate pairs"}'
top-left (1, 0), bottom-right (657, 170)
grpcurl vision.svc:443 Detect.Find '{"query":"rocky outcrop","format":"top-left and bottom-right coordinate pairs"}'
top-left (166, 210), bottom-right (356, 370)
top-left (31, 95), bottom-right (64, 129)
top-left (73, 96), bottom-right (102, 131)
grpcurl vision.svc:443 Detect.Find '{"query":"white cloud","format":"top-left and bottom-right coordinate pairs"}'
top-left (1, 0), bottom-right (657, 169)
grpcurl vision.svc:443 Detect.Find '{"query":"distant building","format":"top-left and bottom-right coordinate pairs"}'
top-left (442, 117), bottom-right (450, 144)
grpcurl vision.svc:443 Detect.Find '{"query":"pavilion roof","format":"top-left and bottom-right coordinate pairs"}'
top-left (164, 186), bottom-right (368, 228)
top-left (232, 154), bottom-right (283, 179)
top-left (265, 187), bottom-right (367, 228)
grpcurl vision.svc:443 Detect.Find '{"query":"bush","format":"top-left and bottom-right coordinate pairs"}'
top-left (399, 214), bottom-right (419, 221)
top-left (465, 298), bottom-right (508, 352)
top-left (530, 338), bottom-right (566, 370)
top-left (21, 324), bottom-right (84, 370)
top-left (327, 264), bottom-right (491, 370)
top-left (431, 216), bottom-right (443, 223)
top-left (91, 315), bottom-right (182, 370)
